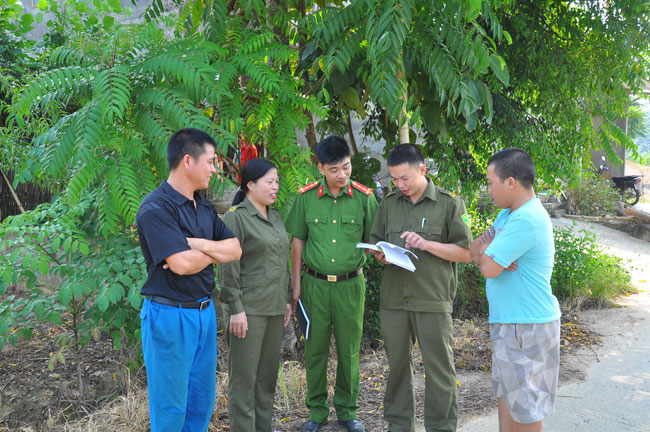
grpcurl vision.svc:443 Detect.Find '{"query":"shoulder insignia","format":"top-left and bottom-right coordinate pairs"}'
top-left (351, 181), bottom-right (373, 196)
top-left (229, 206), bottom-right (238, 212)
top-left (461, 213), bottom-right (471, 227)
top-left (298, 181), bottom-right (319, 194)
top-left (439, 188), bottom-right (457, 198)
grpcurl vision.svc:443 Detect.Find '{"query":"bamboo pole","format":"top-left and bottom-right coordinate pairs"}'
top-left (0, 168), bottom-right (25, 214)
top-left (563, 214), bottom-right (635, 221)
top-left (623, 206), bottom-right (650, 224)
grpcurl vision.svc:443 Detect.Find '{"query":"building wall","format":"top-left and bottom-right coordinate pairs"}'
top-left (19, 0), bottom-right (157, 41)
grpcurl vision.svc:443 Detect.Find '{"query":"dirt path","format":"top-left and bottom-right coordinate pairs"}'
top-left (459, 217), bottom-right (650, 431)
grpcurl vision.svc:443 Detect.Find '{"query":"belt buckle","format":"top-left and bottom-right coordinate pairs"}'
top-left (199, 299), bottom-right (210, 310)
top-left (327, 274), bottom-right (337, 282)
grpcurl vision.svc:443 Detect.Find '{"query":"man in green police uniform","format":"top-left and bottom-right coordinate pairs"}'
top-left (369, 144), bottom-right (472, 432)
top-left (285, 135), bottom-right (378, 432)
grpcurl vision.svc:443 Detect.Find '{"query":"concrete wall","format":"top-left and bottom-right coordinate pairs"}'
top-left (590, 116), bottom-right (627, 178)
top-left (20, 0), bottom-right (157, 41)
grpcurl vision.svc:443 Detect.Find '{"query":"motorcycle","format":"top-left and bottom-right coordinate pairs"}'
top-left (598, 156), bottom-right (643, 206)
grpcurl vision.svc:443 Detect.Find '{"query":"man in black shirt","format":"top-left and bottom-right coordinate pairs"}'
top-left (137, 128), bottom-right (241, 431)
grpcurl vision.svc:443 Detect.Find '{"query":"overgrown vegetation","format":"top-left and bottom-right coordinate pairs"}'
top-left (566, 176), bottom-right (621, 216)
top-left (552, 227), bottom-right (633, 306)
top-left (1, 0), bottom-right (649, 425)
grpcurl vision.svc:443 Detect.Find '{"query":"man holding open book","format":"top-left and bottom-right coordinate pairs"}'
top-left (369, 144), bottom-right (472, 432)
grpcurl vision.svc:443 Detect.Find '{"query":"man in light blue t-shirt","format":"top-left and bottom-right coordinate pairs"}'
top-left (470, 148), bottom-right (561, 432)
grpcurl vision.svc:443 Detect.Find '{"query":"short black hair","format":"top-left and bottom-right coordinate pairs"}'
top-left (232, 158), bottom-right (277, 205)
top-left (387, 143), bottom-right (424, 167)
top-left (167, 128), bottom-right (217, 170)
top-left (315, 135), bottom-right (350, 165)
top-left (487, 148), bottom-right (535, 189)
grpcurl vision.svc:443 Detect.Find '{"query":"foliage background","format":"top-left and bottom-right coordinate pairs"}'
top-left (0, 0), bottom-right (646, 399)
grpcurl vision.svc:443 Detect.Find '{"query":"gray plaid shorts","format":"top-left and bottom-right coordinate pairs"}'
top-left (490, 320), bottom-right (560, 423)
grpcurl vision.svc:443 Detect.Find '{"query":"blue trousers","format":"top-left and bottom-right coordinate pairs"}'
top-left (140, 298), bottom-right (218, 432)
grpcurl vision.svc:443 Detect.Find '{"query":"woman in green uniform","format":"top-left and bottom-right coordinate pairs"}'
top-left (218, 158), bottom-right (292, 432)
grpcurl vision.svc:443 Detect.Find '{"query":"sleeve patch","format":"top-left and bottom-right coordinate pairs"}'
top-left (461, 213), bottom-right (471, 227)
top-left (229, 206), bottom-right (237, 212)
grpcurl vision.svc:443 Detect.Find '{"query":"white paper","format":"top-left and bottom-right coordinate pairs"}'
top-left (357, 241), bottom-right (418, 272)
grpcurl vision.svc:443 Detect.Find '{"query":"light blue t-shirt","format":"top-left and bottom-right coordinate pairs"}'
top-left (484, 198), bottom-right (561, 324)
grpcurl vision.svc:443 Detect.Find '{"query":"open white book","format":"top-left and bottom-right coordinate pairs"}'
top-left (357, 241), bottom-right (418, 272)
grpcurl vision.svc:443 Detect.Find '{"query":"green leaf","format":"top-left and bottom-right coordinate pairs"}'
top-left (341, 86), bottom-right (361, 111)
top-left (20, 13), bottom-right (34, 30)
top-left (103, 15), bottom-right (115, 28)
top-left (36, 12), bottom-right (44, 24)
top-left (21, 327), bottom-right (33, 340)
top-left (75, 2), bottom-right (87, 13)
top-left (483, 86), bottom-right (493, 125)
top-left (36, 0), bottom-right (48, 11)
top-left (97, 296), bottom-right (109, 312)
top-left (2, 268), bottom-right (13, 284)
top-left (79, 242), bottom-right (89, 256)
top-left (503, 30), bottom-right (513, 45)
top-left (52, 236), bottom-right (61, 251)
top-left (0, 318), bottom-right (8, 335)
top-left (62, 237), bottom-right (72, 253)
top-left (38, 259), bottom-right (49, 275)
top-left (58, 285), bottom-right (72, 304)
top-left (489, 54), bottom-right (509, 87)
top-left (107, 0), bottom-right (121, 12)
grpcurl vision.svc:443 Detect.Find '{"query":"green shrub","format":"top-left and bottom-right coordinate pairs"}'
top-left (362, 256), bottom-right (383, 349)
top-left (552, 227), bottom-right (633, 305)
top-left (350, 153), bottom-right (381, 188)
top-left (453, 262), bottom-right (488, 320)
top-left (451, 200), bottom-right (495, 319)
top-left (566, 176), bottom-right (620, 216)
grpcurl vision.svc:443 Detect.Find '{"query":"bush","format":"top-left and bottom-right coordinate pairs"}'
top-left (552, 227), bottom-right (633, 305)
top-left (452, 201), bottom-right (496, 319)
top-left (453, 262), bottom-right (488, 319)
top-left (566, 176), bottom-right (620, 216)
top-left (362, 256), bottom-right (383, 349)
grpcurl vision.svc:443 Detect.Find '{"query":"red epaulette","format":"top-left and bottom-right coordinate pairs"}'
top-left (298, 181), bottom-right (319, 194)
top-left (351, 181), bottom-right (373, 196)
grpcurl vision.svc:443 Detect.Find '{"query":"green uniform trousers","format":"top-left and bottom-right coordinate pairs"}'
top-left (226, 313), bottom-right (284, 432)
top-left (302, 271), bottom-right (366, 423)
top-left (381, 309), bottom-right (458, 432)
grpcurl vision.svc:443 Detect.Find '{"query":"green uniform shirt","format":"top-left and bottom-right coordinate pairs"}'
top-left (218, 197), bottom-right (291, 316)
top-left (369, 179), bottom-right (472, 313)
top-left (285, 177), bottom-right (378, 274)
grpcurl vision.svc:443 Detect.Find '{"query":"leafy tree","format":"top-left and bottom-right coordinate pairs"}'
top-left (299, 0), bottom-right (511, 149)
top-left (0, 0), bottom-right (323, 384)
top-left (437, 0), bottom-right (650, 191)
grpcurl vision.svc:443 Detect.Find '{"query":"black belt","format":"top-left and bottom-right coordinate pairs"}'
top-left (146, 295), bottom-right (211, 310)
top-left (303, 265), bottom-right (363, 282)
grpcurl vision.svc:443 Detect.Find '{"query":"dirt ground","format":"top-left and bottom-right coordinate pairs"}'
top-left (2, 179), bottom-right (647, 431)
top-left (0, 304), bottom-right (600, 431)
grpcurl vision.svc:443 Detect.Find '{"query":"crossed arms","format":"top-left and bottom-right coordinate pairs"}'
top-left (470, 227), bottom-right (516, 278)
top-left (165, 237), bottom-right (242, 275)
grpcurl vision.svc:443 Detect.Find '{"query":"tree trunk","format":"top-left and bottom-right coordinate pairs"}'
top-left (397, 66), bottom-right (410, 144)
top-left (347, 112), bottom-right (358, 154)
top-left (384, 109), bottom-right (391, 152)
top-left (297, 0), bottom-right (319, 162)
top-left (0, 168), bottom-right (25, 214)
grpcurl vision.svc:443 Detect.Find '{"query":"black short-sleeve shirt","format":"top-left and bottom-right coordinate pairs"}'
top-left (136, 180), bottom-right (235, 301)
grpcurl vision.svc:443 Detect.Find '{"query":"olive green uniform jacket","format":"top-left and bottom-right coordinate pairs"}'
top-left (218, 197), bottom-right (291, 432)
top-left (369, 178), bottom-right (472, 432)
